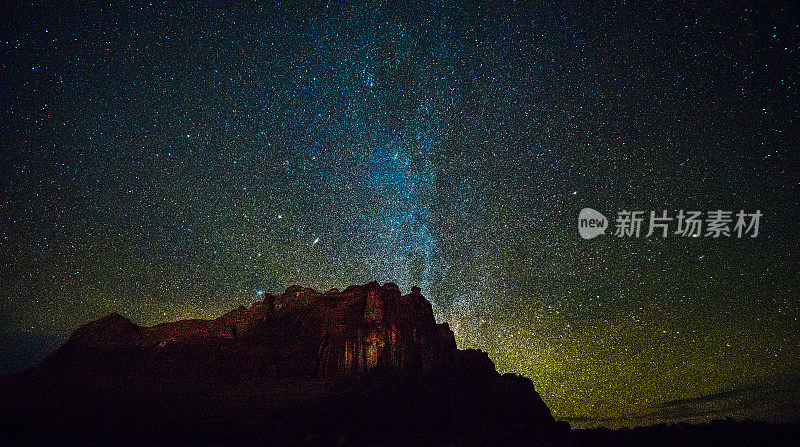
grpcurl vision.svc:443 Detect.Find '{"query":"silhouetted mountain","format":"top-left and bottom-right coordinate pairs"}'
top-left (1, 282), bottom-right (568, 445)
top-left (4, 282), bottom-right (798, 446)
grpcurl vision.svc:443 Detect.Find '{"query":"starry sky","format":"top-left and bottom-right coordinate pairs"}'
top-left (2, 2), bottom-right (798, 429)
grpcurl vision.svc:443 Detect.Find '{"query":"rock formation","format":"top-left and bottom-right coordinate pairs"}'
top-left (2, 282), bottom-right (566, 445)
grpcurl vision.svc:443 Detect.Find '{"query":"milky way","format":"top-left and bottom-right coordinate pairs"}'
top-left (2, 2), bottom-right (798, 427)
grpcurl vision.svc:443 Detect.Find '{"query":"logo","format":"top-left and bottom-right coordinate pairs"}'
top-left (578, 208), bottom-right (609, 240)
top-left (577, 208), bottom-right (762, 239)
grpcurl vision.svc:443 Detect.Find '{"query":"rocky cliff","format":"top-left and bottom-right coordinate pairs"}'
top-left (3, 282), bottom-right (565, 445)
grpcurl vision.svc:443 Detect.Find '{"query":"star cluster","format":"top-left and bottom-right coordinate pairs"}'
top-left (2, 2), bottom-right (798, 428)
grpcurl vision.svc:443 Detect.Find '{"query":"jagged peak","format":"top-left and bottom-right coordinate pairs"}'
top-left (67, 283), bottom-right (433, 344)
top-left (277, 282), bottom-right (420, 300)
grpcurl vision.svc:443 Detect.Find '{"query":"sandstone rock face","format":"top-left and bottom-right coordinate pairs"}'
top-left (3, 282), bottom-right (562, 444)
top-left (311, 281), bottom-right (456, 378)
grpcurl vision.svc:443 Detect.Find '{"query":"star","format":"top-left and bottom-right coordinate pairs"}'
top-left (2, 1), bottom-right (797, 430)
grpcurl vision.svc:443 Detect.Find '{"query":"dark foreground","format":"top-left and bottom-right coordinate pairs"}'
top-left (3, 411), bottom-right (799, 446)
top-left (2, 283), bottom-right (797, 446)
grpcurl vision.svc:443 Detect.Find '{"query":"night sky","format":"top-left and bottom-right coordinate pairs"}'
top-left (2, 2), bottom-right (798, 428)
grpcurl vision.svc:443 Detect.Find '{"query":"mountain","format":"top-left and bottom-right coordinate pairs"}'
top-left (1, 282), bottom-right (567, 445)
